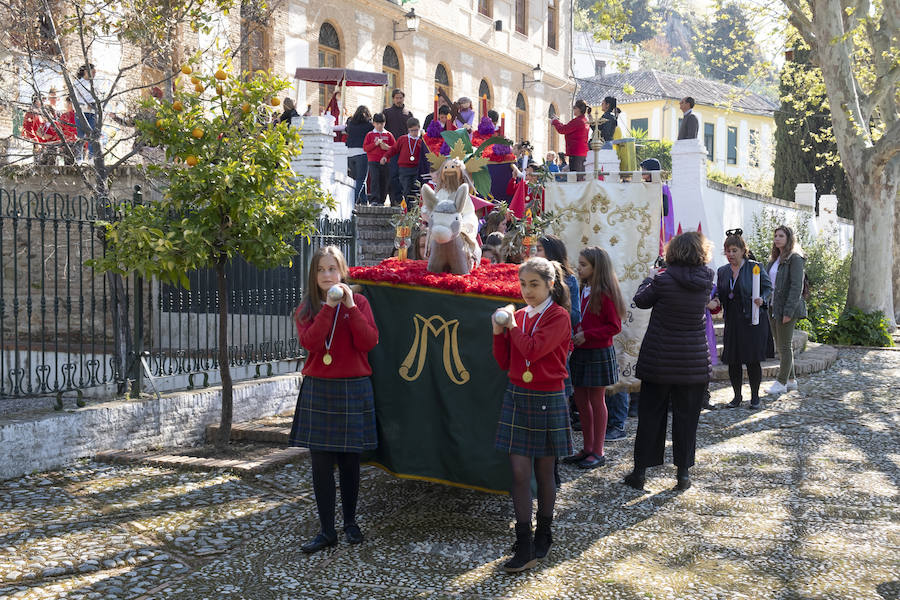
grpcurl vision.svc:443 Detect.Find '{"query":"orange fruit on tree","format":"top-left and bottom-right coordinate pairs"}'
top-left (172, 101), bottom-right (183, 112)
top-left (241, 102), bottom-right (251, 114)
top-left (215, 69), bottom-right (227, 80)
top-left (192, 127), bottom-right (204, 139)
top-left (190, 76), bottom-right (200, 85)
top-left (180, 65), bottom-right (192, 75)
top-left (194, 83), bottom-right (204, 93)
top-left (216, 85), bottom-right (223, 96)
top-left (185, 155), bottom-right (198, 167)
top-left (270, 97), bottom-right (280, 106)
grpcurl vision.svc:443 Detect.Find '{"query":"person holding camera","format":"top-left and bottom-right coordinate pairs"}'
top-left (624, 232), bottom-right (715, 492)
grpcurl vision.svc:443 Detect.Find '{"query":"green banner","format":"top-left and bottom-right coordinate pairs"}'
top-left (357, 282), bottom-right (524, 494)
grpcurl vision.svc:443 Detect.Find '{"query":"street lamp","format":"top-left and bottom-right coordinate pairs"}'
top-left (522, 64), bottom-right (543, 87)
top-left (393, 8), bottom-right (420, 40)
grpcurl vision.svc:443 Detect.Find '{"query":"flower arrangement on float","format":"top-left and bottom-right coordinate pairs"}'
top-left (349, 257), bottom-right (522, 300)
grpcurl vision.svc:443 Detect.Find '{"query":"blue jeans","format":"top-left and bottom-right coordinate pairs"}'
top-left (76, 112), bottom-right (98, 160)
top-left (606, 391), bottom-right (629, 431)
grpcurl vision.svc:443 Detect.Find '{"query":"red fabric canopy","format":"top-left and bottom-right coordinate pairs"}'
top-left (293, 68), bottom-right (388, 87)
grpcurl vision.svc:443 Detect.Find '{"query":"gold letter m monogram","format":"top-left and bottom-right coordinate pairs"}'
top-left (399, 314), bottom-right (470, 385)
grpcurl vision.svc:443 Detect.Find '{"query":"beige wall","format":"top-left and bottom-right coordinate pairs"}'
top-left (1, 0), bottom-right (575, 161)
top-left (616, 99), bottom-right (776, 183)
top-left (285, 0), bottom-right (575, 155)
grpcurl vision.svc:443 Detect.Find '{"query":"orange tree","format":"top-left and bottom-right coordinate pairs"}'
top-left (92, 64), bottom-right (332, 446)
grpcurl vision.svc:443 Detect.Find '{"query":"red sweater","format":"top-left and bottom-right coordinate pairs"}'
top-left (383, 134), bottom-right (423, 168)
top-left (295, 294), bottom-right (379, 378)
top-left (493, 302), bottom-right (572, 391)
top-left (577, 291), bottom-right (622, 349)
top-left (552, 115), bottom-right (589, 157)
top-left (363, 130), bottom-right (395, 162)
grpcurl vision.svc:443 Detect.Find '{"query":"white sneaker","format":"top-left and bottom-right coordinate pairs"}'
top-left (786, 379), bottom-right (798, 391)
top-left (766, 381), bottom-right (788, 396)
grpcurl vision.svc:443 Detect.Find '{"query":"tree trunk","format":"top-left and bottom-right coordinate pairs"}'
top-left (215, 257), bottom-right (233, 448)
top-left (811, 0), bottom-right (896, 328)
top-left (846, 169), bottom-right (897, 329)
top-left (894, 184), bottom-right (900, 326)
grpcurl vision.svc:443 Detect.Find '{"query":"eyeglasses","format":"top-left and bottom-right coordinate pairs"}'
top-left (725, 228), bottom-right (743, 237)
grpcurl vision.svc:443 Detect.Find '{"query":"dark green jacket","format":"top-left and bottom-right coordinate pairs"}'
top-left (768, 252), bottom-right (807, 320)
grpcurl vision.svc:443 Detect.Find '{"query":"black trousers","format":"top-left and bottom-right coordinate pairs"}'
top-left (633, 381), bottom-right (705, 469)
top-left (366, 161), bottom-right (389, 205)
top-left (388, 155), bottom-right (402, 205)
top-left (398, 166), bottom-right (419, 202)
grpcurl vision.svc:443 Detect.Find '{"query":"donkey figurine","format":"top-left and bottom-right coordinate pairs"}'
top-left (421, 183), bottom-right (481, 274)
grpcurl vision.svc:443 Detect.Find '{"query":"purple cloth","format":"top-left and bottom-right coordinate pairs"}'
top-left (425, 119), bottom-right (444, 139)
top-left (454, 109), bottom-right (475, 130)
top-left (493, 144), bottom-right (511, 156)
top-left (477, 116), bottom-right (495, 136)
top-left (662, 184), bottom-right (675, 244)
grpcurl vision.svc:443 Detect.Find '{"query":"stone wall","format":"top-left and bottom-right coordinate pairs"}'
top-left (0, 168), bottom-right (151, 345)
top-left (0, 374), bottom-right (301, 480)
top-left (354, 205), bottom-right (400, 267)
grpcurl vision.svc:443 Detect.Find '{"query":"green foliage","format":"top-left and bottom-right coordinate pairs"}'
top-left (748, 209), bottom-right (852, 344)
top-left (692, 3), bottom-right (760, 83)
top-left (574, 0), bottom-right (635, 43)
top-left (632, 129), bottom-right (672, 172)
top-left (707, 168), bottom-right (748, 189)
top-left (830, 309), bottom-right (895, 347)
top-left (91, 64), bottom-right (332, 286)
top-left (772, 39), bottom-right (854, 217)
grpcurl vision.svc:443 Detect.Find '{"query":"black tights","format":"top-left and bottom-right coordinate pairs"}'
top-left (728, 362), bottom-right (762, 400)
top-left (509, 454), bottom-right (557, 524)
top-left (309, 450), bottom-right (361, 536)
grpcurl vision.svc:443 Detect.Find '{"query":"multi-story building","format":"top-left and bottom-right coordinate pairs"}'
top-left (287, 0), bottom-right (576, 154)
top-left (577, 70), bottom-right (778, 182)
top-left (1, 0), bottom-right (577, 162)
top-left (571, 30), bottom-right (639, 80)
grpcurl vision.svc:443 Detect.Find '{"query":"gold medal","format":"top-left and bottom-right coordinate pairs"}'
top-left (323, 353), bottom-right (333, 366)
top-left (522, 370), bottom-right (534, 383)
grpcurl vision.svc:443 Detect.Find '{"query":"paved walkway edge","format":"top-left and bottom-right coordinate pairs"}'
top-left (0, 374), bottom-right (302, 481)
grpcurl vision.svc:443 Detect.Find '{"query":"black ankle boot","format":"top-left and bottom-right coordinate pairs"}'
top-left (534, 514), bottom-right (553, 560)
top-left (676, 466), bottom-right (691, 490)
top-left (503, 522), bottom-right (536, 573)
top-left (623, 467), bottom-right (646, 490)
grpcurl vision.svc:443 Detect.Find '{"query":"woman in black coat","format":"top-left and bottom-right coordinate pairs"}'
top-left (709, 231), bottom-right (773, 410)
top-left (623, 232), bottom-right (714, 492)
top-left (345, 106), bottom-right (374, 204)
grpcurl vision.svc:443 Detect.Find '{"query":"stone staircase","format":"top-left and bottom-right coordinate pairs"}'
top-left (709, 314), bottom-right (837, 380)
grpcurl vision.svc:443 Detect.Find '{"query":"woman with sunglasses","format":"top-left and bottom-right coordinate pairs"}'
top-left (708, 229), bottom-right (773, 410)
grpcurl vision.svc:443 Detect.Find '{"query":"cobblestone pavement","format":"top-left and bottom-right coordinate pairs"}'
top-left (2, 348), bottom-right (898, 600)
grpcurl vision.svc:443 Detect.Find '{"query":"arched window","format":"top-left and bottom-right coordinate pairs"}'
top-left (478, 79), bottom-right (492, 111)
top-left (515, 92), bottom-right (528, 143)
top-left (318, 22), bottom-right (342, 111)
top-left (382, 45), bottom-right (402, 109)
top-left (434, 63), bottom-right (451, 100)
top-left (548, 104), bottom-right (559, 152)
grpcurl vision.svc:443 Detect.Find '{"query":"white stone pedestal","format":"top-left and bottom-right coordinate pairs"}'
top-left (670, 138), bottom-right (721, 258)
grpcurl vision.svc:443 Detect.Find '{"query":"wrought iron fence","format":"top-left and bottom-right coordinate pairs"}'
top-left (0, 183), bottom-right (356, 402)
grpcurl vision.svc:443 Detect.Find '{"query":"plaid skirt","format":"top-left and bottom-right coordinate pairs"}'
top-left (288, 376), bottom-right (377, 453)
top-left (495, 383), bottom-right (574, 457)
top-left (569, 345), bottom-right (618, 388)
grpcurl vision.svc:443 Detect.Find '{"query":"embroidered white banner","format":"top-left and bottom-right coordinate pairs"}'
top-left (545, 179), bottom-right (662, 391)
